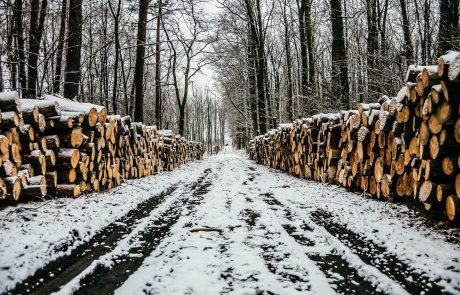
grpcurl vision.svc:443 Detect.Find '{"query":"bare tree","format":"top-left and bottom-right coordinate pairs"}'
top-left (133, 0), bottom-right (148, 122)
top-left (163, 0), bottom-right (216, 136)
top-left (330, 0), bottom-right (349, 109)
top-left (53, 0), bottom-right (67, 94)
top-left (64, 0), bottom-right (82, 99)
top-left (26, 0), bottom-right (48, 97)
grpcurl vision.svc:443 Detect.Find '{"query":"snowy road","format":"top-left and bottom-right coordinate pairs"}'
top-left (1, 151), bottom-right (460, 294)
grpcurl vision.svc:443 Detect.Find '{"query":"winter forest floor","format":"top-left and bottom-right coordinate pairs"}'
top-left (0, 150), bottom-right (460, 295)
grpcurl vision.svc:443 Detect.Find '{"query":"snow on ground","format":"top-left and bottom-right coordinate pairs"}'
top-left (1, 150), bottom-right (460, 294)
top-left (0, 158), bottom-right (210, 293)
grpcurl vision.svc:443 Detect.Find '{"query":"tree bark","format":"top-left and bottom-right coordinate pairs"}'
top-left (14, 0), bottom-right (27, 95)
top-left (109, 0), bottom-right (122, 114)
top-left (330, 0), bottom-right (349, 109)
top-left (155, 0), bottom-right (162, 129)
top-left (247, 27), bottom-right (259, 136)
top-left (399, 0), bottom-right (414, 64)
top-left (366, 0), bottom-right (379, 101)
top-left (26, 0), bottom-right (48, 97)
top-left (244, 0), bottom-right (267, 134)
top-left (54, 0), bottom-right (67, 94)
top-left (282, 0), bottom-right (293, 121)
top-left (63, 0), bottom-right (82, 99)
top-left (133, 0), bottom-right (148, 122)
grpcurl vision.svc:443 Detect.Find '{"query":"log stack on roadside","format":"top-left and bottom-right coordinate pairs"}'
top-left (249, 51), bottom-right (460, 224)
top-left (0, 92), bottom-right (204, 202)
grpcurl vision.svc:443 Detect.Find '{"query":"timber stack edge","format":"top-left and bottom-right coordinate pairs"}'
top-left (248, 51), bottom-right (460, 224)
top-left (0, 93), bottom-right (204, 201)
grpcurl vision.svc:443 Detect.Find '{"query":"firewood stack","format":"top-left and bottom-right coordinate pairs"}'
top-left (0, 93), bottom-right (204, 202)
top-left (249, 51), bottom-right (460, 224)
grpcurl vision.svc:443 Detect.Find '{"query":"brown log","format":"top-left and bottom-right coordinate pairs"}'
top-left (21, 98), bottom-right (61, 117)
top-left (4, 176), bottom-right (21, 200)
top-left (21, 185), bottom-right (47, 198)
top-left (56, 184), bottom-right (81, 197)
top-left (438, 51), bottom-right (460, 79)
top-left (57, 168), bottom-right (77, 183)
top-left (446, 195), bottom-right (460, 223)
top-left (45, 171), bottom-right (57, 187)
top-left (41, 135), bottom-right (60, 150)
top-left (21, 104), bottom-right (40, 124)
top-left (447, 52), bottom-right (460, 83)
top-left (436, 101), bottom-right (451, 124)
top-left (1, 111), bottom-right (19, 130)
top-left (436, 183), bottom-right (455, 203)
top-left (442, 157), bottom-right (457, 177)
top-left (59, 127), bottom-right (84, 148)
top-left (374, 157), bottom-right (385, 183)
top-left (56, 148), bottom-right (80, 169)
top-left (419, 180), bottom-right (437, 202)
top-left (48, 115), bottom-right (74, 129)
top-left (428, 114), bottom-right (442, 135)
top-left (0, 91), bottom-right (21, 112)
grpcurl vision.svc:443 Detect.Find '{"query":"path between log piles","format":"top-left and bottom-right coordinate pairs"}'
top-left (1, 151), bottom-right (460, 295)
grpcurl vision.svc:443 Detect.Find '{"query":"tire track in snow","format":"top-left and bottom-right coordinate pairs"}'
top-left (7, 184), bottom-right (181, 295)
top-left (238, 183), bottom-right (335, 294)
top-left (71, 168), bottom-right (213, 295)
top-left (259, 192), bottom-right (380, 295)
top-left (309, 209), bottom-right (446, 294)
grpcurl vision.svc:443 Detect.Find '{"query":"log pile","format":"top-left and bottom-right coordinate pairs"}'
top-left (0, 93), bottom-right (203, 201)
top-left (249, 51), bottom-right (460, 224)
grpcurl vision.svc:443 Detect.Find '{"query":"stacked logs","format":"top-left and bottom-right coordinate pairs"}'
top-left (0, 93), bottom-right (203, 201)
top-left (249, 51), bottom-right (460, 224)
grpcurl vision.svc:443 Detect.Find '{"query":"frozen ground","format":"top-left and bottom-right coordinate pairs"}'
top-left (0, 150), bottom-right (459, 295)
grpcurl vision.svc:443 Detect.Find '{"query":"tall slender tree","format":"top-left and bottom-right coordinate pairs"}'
top-left (63, 0), bottom-right (82, 99)
top-left (399, 0), bottom-right (414, 65)
top-left (155, 0), bottom-right (163, 129)
top-left (330, 0), bottom-right (349, 109)
top-left (133, 0), bottom-right (148, 122)
top-left (53, 0), bottom-right (67, 94)
top-left (108, 0), bottom-right (122, 114)
top-left (14, 0), bottom-right (26, 95)
top-left (26, 0), bottom-right (48, 97)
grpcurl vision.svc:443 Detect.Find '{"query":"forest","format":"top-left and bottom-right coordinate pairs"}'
top-left (0, 0), bottom-right (459, 149)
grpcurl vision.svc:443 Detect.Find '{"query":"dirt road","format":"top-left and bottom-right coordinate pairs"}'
top-left (1, 151), bottom-right (460, 294)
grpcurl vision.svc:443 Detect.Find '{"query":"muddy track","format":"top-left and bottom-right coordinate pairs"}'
top-left (310, 209), bottom-right (445, 294)
top-left (74, 169), bottom-right (213, 295)
top-left (261, 192), bottom-right (381, 295)
top-left (6, 183), bottom-right (184, 295)
top-left (241, 194), bottom-right (312, 292)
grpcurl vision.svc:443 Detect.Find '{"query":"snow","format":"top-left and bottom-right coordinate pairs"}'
top-left (0, 158), bottom-right (208, 293)
top-left (1, 150), bottom-right (459, 294)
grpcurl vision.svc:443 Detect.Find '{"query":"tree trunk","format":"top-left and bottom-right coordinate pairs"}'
top-left (255, 0), bottom-right (267, 133)
top-left (367, 0), bottom-right (379, 101)
top-left (63, 0), bottom-right (82, 99)
top-left (26, 0), bottom-right (48, 97)
top-left (54, 0), bottom-right (67, 94)
top-left (248, 29), bottom-right (259, 136)
top-left (155, 0), bottom-right (162, 128)
top-left (7, 6), bottom-right (17, 91)
top-left (282, 0), bottom-right (293, 121)
top-left (179, 103), bottom-right (186, 137)
top-left (330, 0), bottom-right (349, 109)
top-left (399, 0), bottom-right (414, 64)
top-left (14, 0), bottom-right (27, 95)
top-left (304, 0), bottom-right (315, 87)
top-left (133, 0), bottom-right (148, 122)
top-left (109, 0), bottom-right (122, 114)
